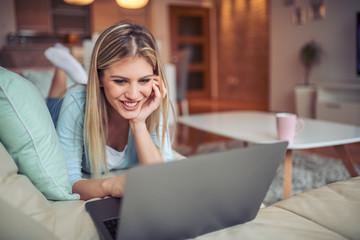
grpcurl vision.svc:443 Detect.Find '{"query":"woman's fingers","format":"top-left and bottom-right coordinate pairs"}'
top-left (153, 75), bottom-right (167, 98)
top-left (150, 82), bottom-right (162, 107)
top-left (130, 76), bottom-right (166, 123)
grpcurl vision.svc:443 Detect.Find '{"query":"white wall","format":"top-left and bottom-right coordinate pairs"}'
top-left (0, 0), bottom-right (16, 49)
top-left (270, 0), bottom-right (360, 113)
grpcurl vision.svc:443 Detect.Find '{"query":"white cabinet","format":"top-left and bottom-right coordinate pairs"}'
top-left (316, 82), bottom-right (360, 126)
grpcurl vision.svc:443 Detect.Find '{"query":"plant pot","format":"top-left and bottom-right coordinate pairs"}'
top-left (294, 84), bottom-right (316, 118)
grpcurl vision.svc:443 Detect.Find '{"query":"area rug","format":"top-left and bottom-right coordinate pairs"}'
top-left (173, 141), bottom-right (360, 206)
top-left (263, 150), bottom-right (359, 206)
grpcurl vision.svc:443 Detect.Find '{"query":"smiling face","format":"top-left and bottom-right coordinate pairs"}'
top-left (101, 57), bottom-right (154, 119)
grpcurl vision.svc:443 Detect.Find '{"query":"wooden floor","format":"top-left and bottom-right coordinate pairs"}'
top-left (175, 99), bottom-right (360, 165)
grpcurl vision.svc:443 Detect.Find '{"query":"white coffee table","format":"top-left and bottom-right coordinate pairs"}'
top-left (178, 111), bottom-right (360, 199)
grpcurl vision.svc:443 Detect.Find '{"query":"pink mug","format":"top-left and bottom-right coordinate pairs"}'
top-left (276, 113), bottom-right (304, 143)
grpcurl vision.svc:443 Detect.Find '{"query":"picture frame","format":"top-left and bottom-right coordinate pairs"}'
top-left (293, 6), bottom-right (306, 25)
top-left (309, 0), bottom-right (326, 21)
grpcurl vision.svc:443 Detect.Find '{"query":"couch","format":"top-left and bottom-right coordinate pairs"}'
top-left (1, 140), bottom-right (360, 239)
top-left (1, 67), bottom-right (360, 239)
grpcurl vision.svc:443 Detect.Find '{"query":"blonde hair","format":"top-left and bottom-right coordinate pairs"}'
top-left (84, 21), bottom-right (172, 178)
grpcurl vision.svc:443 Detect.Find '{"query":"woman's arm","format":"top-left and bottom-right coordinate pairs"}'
top-left (72, 176), bottom-right (126, 201)
top-left (129, 77), bottom-right (167, 164)
top-left (130, 121), bottom-right (164, 164)
top-left (56, 85), bottom-right (87, 186)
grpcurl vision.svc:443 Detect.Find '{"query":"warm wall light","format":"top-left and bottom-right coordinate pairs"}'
top-left (63, 0), bottom-right (94, 5)
top-left (116, 0), bottom-right (149, 9)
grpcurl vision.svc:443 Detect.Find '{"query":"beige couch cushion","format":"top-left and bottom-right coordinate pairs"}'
top-left (272, 177), bottom-right (360, 240)
top-left (195, 206), bottom-right (346, 240)
top-left (0, 142), bottom-right (98, 240)
top-left (0, 141), bottom-right (56, 230)
top-left (196, 177), bottom-right (360, 240)
top-left (0, 197), bottom-right (57, 240)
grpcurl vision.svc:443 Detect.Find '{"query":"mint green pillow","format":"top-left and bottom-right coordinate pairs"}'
top-left (21, 69), bottom-right (74, 99)
top-left (0, 67), bottom-right (79, 200)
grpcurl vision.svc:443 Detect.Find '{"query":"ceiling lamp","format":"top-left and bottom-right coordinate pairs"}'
top-left (116, 0), bottom-right (149, 9)
top-left (63, 0), bottom-right (94, 5)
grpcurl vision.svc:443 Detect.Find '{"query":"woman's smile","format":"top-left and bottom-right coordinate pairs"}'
top-left (122, 100), bottom-right (140, 109)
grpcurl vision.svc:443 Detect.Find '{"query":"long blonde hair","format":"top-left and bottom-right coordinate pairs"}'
top-left (84, 21), bottom-right (172, 178)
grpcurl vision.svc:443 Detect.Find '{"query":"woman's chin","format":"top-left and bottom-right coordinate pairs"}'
top-left (119, 113), bottom-right (138, 120)
top-left (118, 109), bottom-right (141, 120)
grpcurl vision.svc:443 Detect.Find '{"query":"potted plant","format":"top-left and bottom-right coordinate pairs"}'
top-left (295, 40), bottom-right (323, 118)
top-left (300, 40), bottom-right (323, 85)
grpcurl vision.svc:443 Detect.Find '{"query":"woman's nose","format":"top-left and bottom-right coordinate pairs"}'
top-left (124, 84), bottom-right (139, 99)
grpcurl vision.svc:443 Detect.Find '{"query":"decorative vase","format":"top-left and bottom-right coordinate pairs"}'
top-left (294, 84), bottom-right (316, 118)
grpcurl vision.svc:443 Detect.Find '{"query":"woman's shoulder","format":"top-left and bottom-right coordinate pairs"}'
top-left (66, 84), bottom-right (86, 98)
top-left (64, 84), bottom-right (86, 102)
top-left (62, 84), bottom-right (86, 109)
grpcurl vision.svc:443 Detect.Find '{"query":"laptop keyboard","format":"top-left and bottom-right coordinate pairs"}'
top-left (103, 217), bottom-right (120, 240)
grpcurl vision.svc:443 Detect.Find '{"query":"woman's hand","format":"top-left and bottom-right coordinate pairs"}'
top-left (73, 176), bottom-right (126, 200)
top-left (101, 176), bottom-right (126, 198)
top-left (130, 75), bottom-right (167, 126)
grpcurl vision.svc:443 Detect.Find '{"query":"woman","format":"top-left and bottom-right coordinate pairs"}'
top-left (45, 21), bottom-right (174, 200)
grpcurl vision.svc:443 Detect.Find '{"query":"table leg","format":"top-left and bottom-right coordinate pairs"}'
top-left (283, 150), bottom-right (293, 199)
top-left (334, 145), bottom-right (359, 178)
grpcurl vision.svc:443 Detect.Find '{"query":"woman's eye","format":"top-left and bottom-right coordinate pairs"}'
top-left (139, 78), bottom-right (151, 84)
top-left (114, 79), bottom-right (127, 84)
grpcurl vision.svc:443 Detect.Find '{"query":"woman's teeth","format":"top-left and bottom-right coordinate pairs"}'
top-left (124, 102), bottom-right (137, 107)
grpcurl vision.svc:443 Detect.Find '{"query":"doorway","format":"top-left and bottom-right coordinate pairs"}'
top-left (169, 5), bottom-right (211, 99)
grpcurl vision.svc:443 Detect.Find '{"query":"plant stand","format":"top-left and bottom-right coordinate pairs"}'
top-left (295, 84), bottom-right (316, 118)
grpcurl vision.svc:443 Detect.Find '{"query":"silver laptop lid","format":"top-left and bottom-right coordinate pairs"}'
top-left (117, 141), bottom-right (288, 240)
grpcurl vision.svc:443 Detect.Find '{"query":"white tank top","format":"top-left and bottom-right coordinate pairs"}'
top-left (105, 145), bottom-right (127, 170)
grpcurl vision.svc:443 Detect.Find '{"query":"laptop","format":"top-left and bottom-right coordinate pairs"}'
top-left (85, 141), bottom-right (288, 240)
